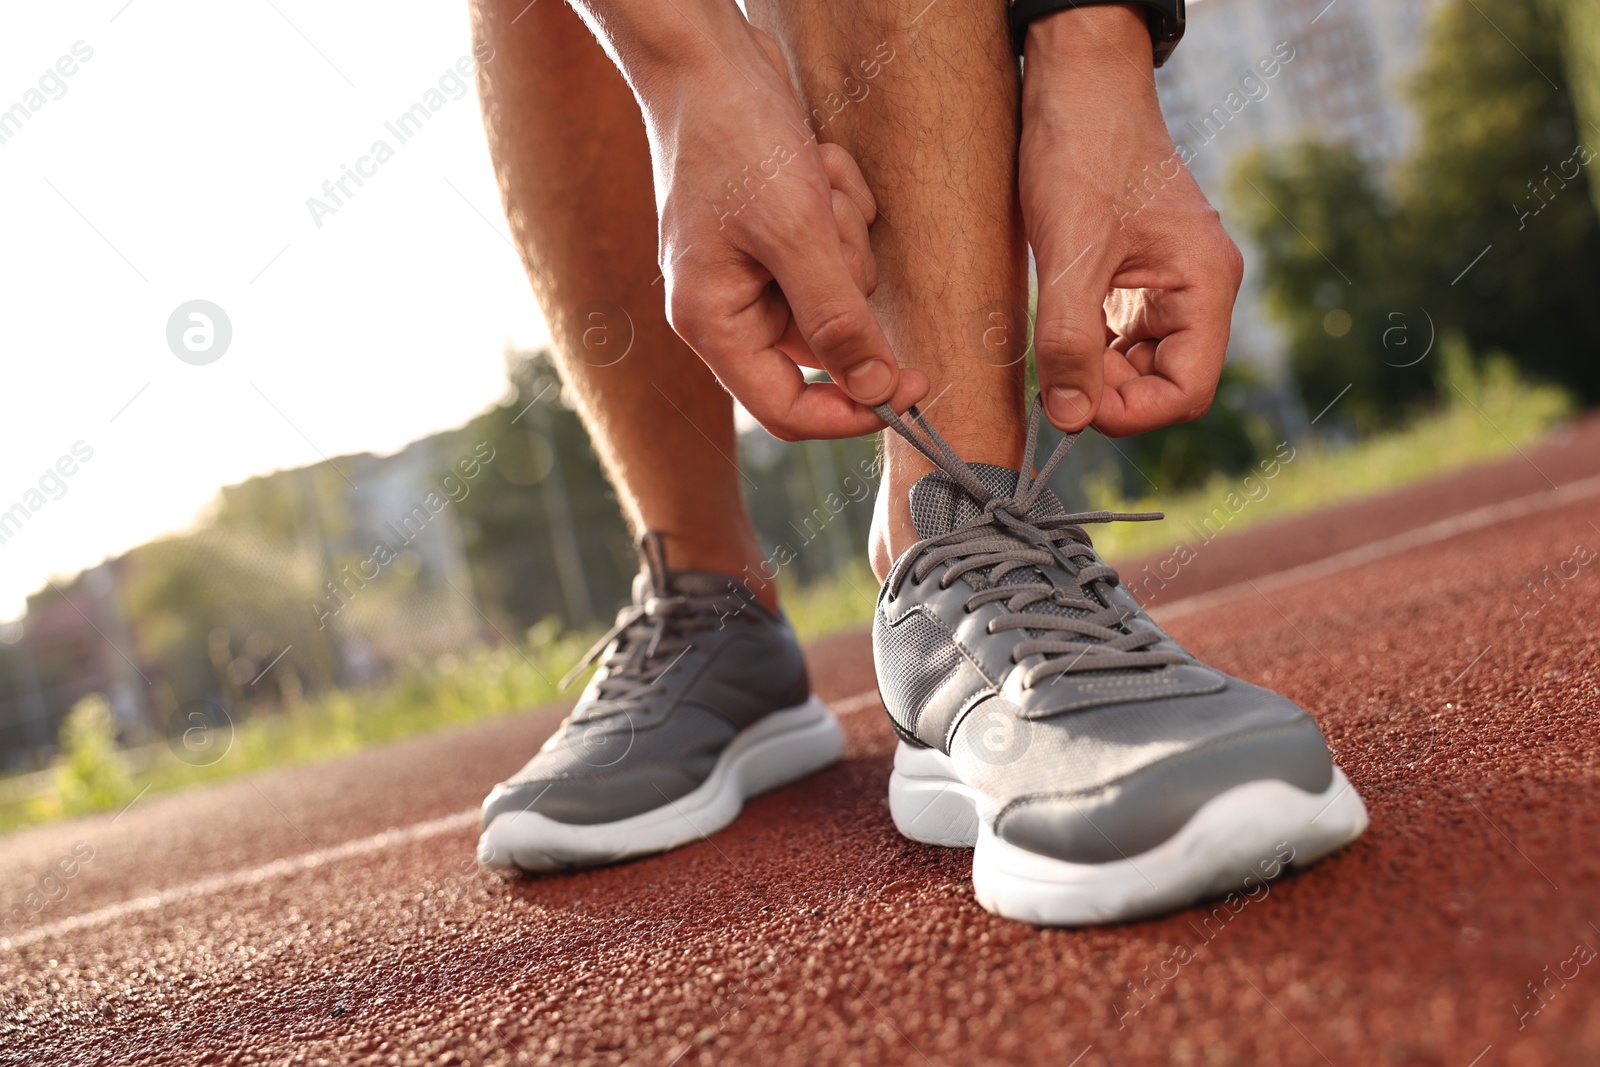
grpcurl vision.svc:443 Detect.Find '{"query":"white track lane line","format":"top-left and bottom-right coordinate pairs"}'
top-left (0, 691), bottom-right (885, 952)
top-left (8, 475), bottom-right (1597, 953)
top-left (2, 809), bottom-right (478, 951)
top-left (1147, 472), bottom-right (1600, 623)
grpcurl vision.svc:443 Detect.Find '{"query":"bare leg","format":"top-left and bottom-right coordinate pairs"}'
top-left (745, 0), bottom-right (1031, 578)
top-left (471, 0), bottom-right (777, 609)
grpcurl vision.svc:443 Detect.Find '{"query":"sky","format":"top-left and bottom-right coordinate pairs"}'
top-left (0, 0), bottom-right (554, 621)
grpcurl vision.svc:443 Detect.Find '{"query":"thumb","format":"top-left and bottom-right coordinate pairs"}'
top-left (1033, 235), bottom-right (1113, 431)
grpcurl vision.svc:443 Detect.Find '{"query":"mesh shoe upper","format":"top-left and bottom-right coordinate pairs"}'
top-left (481, 536), bottom-right (809, 829)
top-left (872, 398), bottom-right (1335, 863)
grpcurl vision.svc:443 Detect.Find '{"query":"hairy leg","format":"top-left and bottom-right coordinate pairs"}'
top-left (471, 0), bottom-right (776, 609)
top-left (744, 0), bottom-right (1030, 578)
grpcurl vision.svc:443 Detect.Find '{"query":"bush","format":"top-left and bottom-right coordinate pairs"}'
top-left (52, 694), bottom-right (135, 816)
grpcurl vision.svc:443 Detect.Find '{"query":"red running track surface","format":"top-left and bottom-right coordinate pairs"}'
top-left (2, 418), bottom-right (1599, 1066)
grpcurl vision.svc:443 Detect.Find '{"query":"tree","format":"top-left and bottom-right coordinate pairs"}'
top-left (119, 528), bottom-right (339, 725)
top-left (1399, 0), bottom-right (1600, 400)
top-left (449, 349), bottom-right (636, 634)
top-left (1233, 0), bottom-right (1600, 417)
top-left (1541, 0), bottom-right (1600, 218)
top-left (1232, 143), bottom-right (1426, 430)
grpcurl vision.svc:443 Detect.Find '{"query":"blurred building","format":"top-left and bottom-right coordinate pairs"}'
top-left (0, 355), bottom-right (903, 772)
top-left (0, 438), bottom-right (490, 769)
top-left (1155, 0), bottom-right (1444, 372)
top-left (330, 438), bottom-right (488, 669)
top-left (0, 562), bottom-right (149, 772)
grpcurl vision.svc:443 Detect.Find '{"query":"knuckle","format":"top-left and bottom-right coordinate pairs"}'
top-left (1218, 236), bottom-right (1245, 285)
top-left (665, 289), bottom-right (712, 345)
top-left (740, 393), bottom-right (800, 441)
top-left (840, 243), bottom-right (877, 290)
top-left (1183, 215), bottom-right (1243, 284)
top-left (1032, 321), bottom-right (1102, 366)
top-left (1182, 390), bottom-right (1217, 423)
top-left (760, 411), bottom-right (803, 442)
top-left (746, 201), bottom-right (821, 253)
top-left (807, 307), bottom-right (867, 356)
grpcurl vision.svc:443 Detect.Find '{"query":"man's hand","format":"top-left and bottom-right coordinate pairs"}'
top-left (584, 2), bottom-right (927, 439)
top-left (1020, 4), bottom-right (1243, 436)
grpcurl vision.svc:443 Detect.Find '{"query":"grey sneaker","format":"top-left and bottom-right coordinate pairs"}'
top-left (478, 533), bottom-right (843, 870)
top-left (871, 398), bottom-right (1367, 925)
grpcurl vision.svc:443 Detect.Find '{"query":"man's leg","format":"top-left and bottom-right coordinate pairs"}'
top-left (471, 0), bottom-right (775, 610)
top-left (471, 0), bottom-right (847, 873)
top-left (736, 1), bottom-right (1370, 930)
top-left (744, 0), bottom-right (1030, 578)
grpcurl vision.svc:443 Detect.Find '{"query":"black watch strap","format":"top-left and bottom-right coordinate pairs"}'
top-left (1009, 0), bottom-right (1186, 67)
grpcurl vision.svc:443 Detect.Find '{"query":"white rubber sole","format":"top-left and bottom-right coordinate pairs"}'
top-left (888, 741), bottom-right (1369, 926)
top-left (478, 696), bottom-right (844, 871)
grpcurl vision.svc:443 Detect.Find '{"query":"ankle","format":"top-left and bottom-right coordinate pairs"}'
top-left (652, 528), bottom-right (781, 614)
top-left (869, 459), bottom-right (930, 583)
top-left (869, 504), bottom-right (895, 584)
top-left (868, 404), bottom-right (1029, 582)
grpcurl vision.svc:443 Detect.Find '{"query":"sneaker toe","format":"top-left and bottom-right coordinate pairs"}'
top-left (990, 687), bottom-right (1336, 865)
top-left (480, 764), bottom-right (703, 830)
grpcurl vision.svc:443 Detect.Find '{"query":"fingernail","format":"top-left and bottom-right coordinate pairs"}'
top-left (1047, 386), bottom-right (1090, 426)
top-left (845, 360), bottom-right (891, 400)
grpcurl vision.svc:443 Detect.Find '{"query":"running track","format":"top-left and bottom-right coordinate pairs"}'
top-left (3, 418), bottom-right (1599, 1065)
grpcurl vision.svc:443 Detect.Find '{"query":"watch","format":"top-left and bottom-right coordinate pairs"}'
top-left (1009, 0), bottom-right (1186, 67)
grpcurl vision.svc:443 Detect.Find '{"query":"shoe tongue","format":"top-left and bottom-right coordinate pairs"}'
top-left (908, 464), bottom-right (1067, 538)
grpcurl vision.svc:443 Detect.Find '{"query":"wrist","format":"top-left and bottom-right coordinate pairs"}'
top-left (1022, 5), bottom-right (1159, 117)
top-left (574, 0), bottom-right (748, 93)
top-left (1024, 4), bottom-right (1154, 73)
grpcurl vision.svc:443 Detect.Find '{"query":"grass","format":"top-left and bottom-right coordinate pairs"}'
top-left (0, 352), bottom-right (1575, 837)
top-left (0, 570), bottom-right (886, 837)
top-left (782, 559), bottom-right (881, 639)
top-left (1083, 350), bottom-right (1575, 561)
top-left (2, 625), bottom-right (595, 835)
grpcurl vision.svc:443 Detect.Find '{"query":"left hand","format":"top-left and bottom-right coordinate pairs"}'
top-left (1019, 4), bottom-right (1244, 436)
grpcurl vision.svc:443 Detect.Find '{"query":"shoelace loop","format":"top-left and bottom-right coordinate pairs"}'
top-left (560, 533), bottom-right (756, 718)
top-left (875, 396), bottom-right (1190, 687)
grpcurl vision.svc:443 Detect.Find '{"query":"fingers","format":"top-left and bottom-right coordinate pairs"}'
top-left (728, 140), bottom-right (895, 411)
top-left (753, 197), bottom-right (901, 406)
top-left (817, 142), bottom-right (876, 226)
top-left (1092, 241), bottom-right (1242, 437)
top-left (667, 246), bottom-right (925, 440)
top-left (1032, 228), bottom-right (1114, 432)
top-left (711, 346), bottom-right (917, 441)
top-left (665, 131), bottom-right (920, 438)
top-left (769, 187), bottom-right (878, 368)
top-left (818, 142), bottom-right (877, 295)
top-left (831, 189), bottom-right (877, 296)
top-left (668, 277), bottom-right (901, 440)
top-left (762, 142), bottom-right (877, 368)
top-left (1032, 192), bottom-right (1242, 436)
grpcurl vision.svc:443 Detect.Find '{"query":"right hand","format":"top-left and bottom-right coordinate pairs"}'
top-left (638, 24), bottom-right (927, 440)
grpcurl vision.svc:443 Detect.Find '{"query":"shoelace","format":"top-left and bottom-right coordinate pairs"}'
top-left (874, 395), bottom-right (1190, 688)
top-left (560, 532), bottom-right (754, 720)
